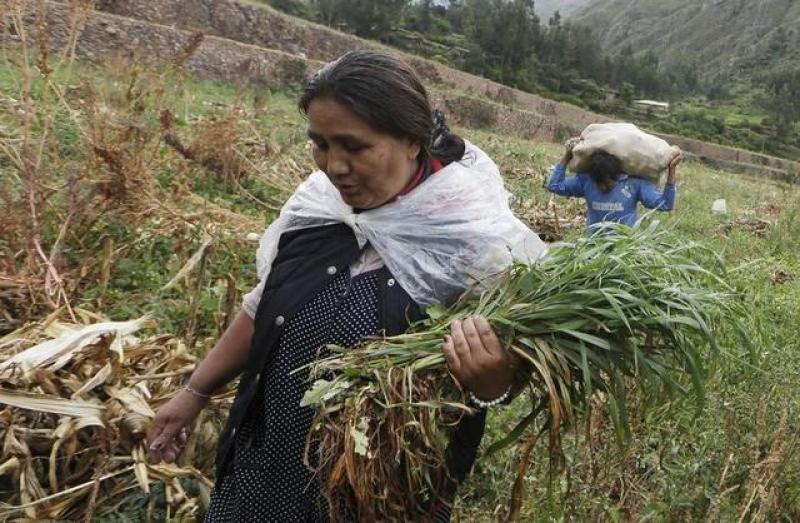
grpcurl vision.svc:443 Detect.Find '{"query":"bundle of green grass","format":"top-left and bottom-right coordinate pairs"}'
top-left (301, 221), bottom-right (744, 521)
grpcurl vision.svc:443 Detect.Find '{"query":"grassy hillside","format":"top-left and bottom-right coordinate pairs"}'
top-left (570, 0), bottom-right (800, 79)
top-left (2, 47), bottom-right (800, 520)
top-left (463, 134), bottom-right (800, 519)
top-left (563, 0), bottom-right (800, 161)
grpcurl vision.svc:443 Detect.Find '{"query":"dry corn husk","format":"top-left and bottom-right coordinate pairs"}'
top-left (161, 235), bottom-right (214, 291)
top-left (0, 311), bottom-right (231, 520)
top-left (516, 197), bottom-right (585, 242)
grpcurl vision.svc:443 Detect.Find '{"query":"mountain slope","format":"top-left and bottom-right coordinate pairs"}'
top-left (533, 0), bottom-right (593, 22)
top-left (569, 0), bottom-right (800, 79)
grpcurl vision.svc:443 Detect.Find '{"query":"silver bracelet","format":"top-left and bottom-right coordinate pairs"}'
top-left (468, 386), bottom-right (512, 409)
top-left (184, 383), bottom-right (213, 400)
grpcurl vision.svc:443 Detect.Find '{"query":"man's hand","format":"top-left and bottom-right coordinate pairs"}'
top-left (561, 137), bottom-right (580, 165)
top-left (667, 153), bottom-right (683, 183)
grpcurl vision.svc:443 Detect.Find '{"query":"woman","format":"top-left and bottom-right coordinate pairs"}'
top-left (147, 51), bottom-right (546, 521)
top-left (547, 139), bottom-right (682, 227)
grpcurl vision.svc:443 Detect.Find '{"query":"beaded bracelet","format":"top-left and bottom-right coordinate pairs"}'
top-left (468, 386), bottom-right (512, 409)
top-left (184, 383), bottom-right (213, 400)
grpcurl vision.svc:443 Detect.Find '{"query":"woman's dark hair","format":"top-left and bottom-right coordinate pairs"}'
top-left (298, 51), bottom-right (465, 165)
top-left (588, 151), bottom-right (622, 186)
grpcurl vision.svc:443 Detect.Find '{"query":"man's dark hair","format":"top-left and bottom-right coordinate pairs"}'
top-left (588, 151), bottom-right (622, 186)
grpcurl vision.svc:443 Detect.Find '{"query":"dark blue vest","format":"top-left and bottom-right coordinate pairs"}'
top-left (216, 224), bottom-right (485, 482)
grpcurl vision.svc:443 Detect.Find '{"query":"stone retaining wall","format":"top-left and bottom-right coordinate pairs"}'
top-left (6, 3), bottom-right (312, 89)
top-left (7, 3), bottom-right (576, 143)
top-left (8, 1), bottom-right (799, 180)
top-left (93, 0), bottom-right (800, 180)
top-left (94, 0), bottom-right (605, 129)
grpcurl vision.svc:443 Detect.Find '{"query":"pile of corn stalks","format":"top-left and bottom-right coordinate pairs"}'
top-left (0, 310), bottom-right (231, 520)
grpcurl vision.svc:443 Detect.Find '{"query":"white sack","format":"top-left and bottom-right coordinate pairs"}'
top-left (254, 141), bottom-right (547, 306)
top-left (569, 122), bottom-right (682, 185)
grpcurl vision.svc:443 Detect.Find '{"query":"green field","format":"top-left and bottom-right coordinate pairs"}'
top-left (2, 54), bottom-right (799, 521)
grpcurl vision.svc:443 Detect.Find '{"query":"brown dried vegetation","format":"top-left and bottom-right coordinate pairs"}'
top-left (0, 3), bottom-right (302, 334)
top-left (0, 8), bottom-right (302, 516)
top-left (0, 311), bottom-right (232, 520)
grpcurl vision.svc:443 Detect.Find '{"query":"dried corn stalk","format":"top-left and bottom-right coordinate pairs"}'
top-left (0, 311), bottom-right (231, 520)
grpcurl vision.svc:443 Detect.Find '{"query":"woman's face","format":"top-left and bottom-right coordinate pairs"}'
top-left (307, 97), bottom-right (421, 210)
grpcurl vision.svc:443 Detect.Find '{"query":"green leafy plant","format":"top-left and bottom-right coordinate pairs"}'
top-left (303, 221), bottom-right (746, 521)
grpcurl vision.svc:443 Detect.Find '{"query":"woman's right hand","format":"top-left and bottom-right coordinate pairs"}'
top-left (144, 311), bottom-right (255, 463)
top-left (147, 389), bottom-right (208, 463)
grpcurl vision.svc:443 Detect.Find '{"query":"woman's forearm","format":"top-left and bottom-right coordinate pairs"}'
top-left (187, 311), bottom-right (255, 394)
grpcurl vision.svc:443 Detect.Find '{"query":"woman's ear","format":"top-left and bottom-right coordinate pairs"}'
top-left (407, 140), bottom-right (422, 161)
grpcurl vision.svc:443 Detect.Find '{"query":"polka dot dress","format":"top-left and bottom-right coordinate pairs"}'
top-left (206, 270), bottom-right (382, 522)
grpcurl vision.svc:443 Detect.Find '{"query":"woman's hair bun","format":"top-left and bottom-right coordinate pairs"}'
top-left (429, 109), bottom-right (465, 166)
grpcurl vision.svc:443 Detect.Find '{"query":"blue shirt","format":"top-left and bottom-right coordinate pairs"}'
top-left (546, 163), bottom-right (676, 227)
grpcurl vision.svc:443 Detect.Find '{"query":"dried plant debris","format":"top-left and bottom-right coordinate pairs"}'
top-left (718, 203), bottom-right (783, 237)
top-left (771, 267), bottom-right (794, 285)
top-left (718, 217), bottom-right (773, 237)
top-left (1, 13), bottom-right (304, 332)
top-left (0, 312), bottom-right (232, 520)
top-left (516, 198), bottom-right (584, 242)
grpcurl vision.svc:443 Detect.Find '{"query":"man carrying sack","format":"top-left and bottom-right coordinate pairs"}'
top-left (547, 122), bottom-right (683, 227)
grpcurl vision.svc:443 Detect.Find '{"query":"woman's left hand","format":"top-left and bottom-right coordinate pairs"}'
top-left (443, 315), bottom-right (520, 401)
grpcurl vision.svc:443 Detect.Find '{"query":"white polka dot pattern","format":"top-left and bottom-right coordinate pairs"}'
top-left (205, 270), bottom-right (381, 522)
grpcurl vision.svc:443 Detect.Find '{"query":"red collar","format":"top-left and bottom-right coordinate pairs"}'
top-left (395, 157), bottom-right (444, 198)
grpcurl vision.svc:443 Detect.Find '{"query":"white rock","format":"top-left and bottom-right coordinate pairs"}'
top-left (246, 232), bottom-right (260, 242)
top-left (711, 199), bottom-right (728, 214)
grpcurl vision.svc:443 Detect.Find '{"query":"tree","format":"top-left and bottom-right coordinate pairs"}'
top-left (460, 0), bottom-right (539, 86)
top-left (706, 80), bottom-right (730, 101)
top-left (311, 0), bottom-right (696, 104)
top-left (408, 0), bottom-right (433, 32)
top-left (316, 0), bottom-right (409, 40)
top-left (768, 27), bottom-right (789, 56)
top-left (620, 83), bottom-right (635, 106)
top-left (760, 70), bottom-right (800, 135)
